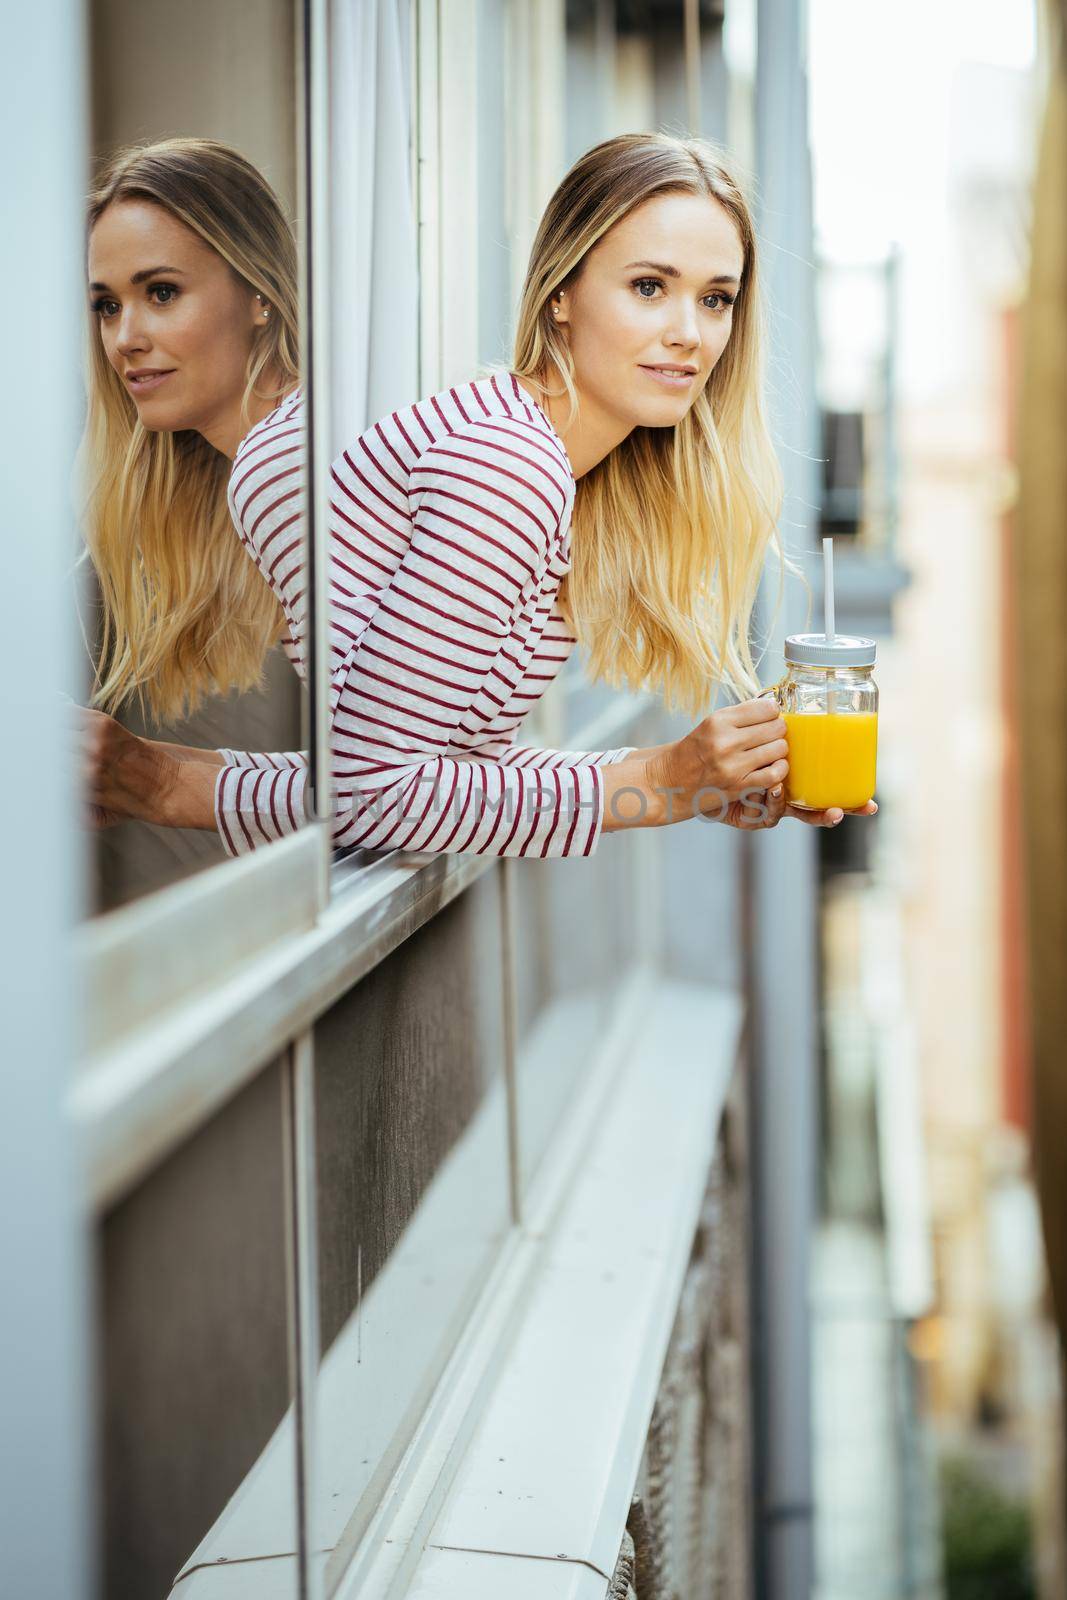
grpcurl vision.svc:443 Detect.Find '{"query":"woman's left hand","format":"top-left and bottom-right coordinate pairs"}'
top-left (74, 706), bottom-right (181, 829)
top-left (716, 783), bottom-right (878, 830)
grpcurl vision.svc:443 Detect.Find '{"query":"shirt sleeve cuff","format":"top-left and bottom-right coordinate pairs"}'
top-left (215, 747), bottom-right (309, 770)
top-left (214, 762), bottom-right (309, 857)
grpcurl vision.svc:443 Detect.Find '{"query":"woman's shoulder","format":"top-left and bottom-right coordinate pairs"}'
top-left (415, 372), bottom-right (572, 488)
top-left (361, 370), bottom-right (558, 454)
top-left (228, 387), bottom-right (306, 513)
top-left (235, 385), bottom-right (304, 449)
top-left (340, 372), bottom-right (572, 515)
top-left (230, 387), bottom-right (304, 471)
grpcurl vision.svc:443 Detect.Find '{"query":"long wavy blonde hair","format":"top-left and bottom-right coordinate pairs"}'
top-left (513, 131), bottom-right (808, 716)
top-left (81, 137), bottom-right (300, 724)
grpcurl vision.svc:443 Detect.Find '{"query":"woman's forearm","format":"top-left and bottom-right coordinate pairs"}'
top-left (147, 741), bottom-right (676, 837)
top-left (154, 740), bottom-right (227, 767)
top-left (600, 754), bottom-right (669, 831)
top-left (155, 756), bottom-right (221, 830)
top-left (147, 740), bottom-right (224, 828)
top-left (600, 739), bottom-right (738, 831)
top-left (619, 740), bottom-right (670, 764)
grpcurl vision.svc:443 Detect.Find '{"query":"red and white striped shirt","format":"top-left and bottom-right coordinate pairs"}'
top-left (214, 373), bottom-right (635, 859)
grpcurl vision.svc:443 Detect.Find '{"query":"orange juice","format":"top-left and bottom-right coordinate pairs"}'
top-left (783, 711), bottom-right (878, 810)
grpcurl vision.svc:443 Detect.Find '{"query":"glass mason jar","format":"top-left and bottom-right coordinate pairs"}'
top-left (762, 632), bottom-right (879, 811)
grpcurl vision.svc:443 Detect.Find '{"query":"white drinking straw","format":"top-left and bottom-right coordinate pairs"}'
top-left (824, 536), bottom-right (837, 716)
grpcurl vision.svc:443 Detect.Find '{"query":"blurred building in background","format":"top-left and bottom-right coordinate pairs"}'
top-left (809, 2), bottom-right (1066, 1598)
top-left (1014, 0), bottom-right (1067, 1594)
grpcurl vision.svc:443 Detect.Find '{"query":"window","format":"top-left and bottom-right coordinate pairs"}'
top-left (84, 0), bottom-right (317, 918)
top-left (77, 0), bottom-right (329, 1064)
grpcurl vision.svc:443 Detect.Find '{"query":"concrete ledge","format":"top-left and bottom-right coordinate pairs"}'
top-left (339, 979), bottom-right (742, 1599)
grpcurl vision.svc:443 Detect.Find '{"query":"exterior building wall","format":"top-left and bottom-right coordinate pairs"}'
top-left (4, 3), bottom-right (822, 1598)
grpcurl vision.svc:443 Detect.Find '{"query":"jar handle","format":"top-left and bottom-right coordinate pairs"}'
top-left (757, 673), bottom-right (788, 708)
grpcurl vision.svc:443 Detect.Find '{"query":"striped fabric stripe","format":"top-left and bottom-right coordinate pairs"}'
top-left (215, 373), bottom-right (634, 860)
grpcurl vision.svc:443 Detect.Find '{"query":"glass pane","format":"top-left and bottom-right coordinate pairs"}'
top-left (97, 1058), bottom-right (300, 1598)
top-left (321, 0), bottom-right (418, 885)
top-left (311, 871), bottom-right (511, 1589)
top-left (323, 0), bottom-right (519, 886)
top-left (477, 0), bottom-right (511, 366)
top-left (79, 0), bottom-right (311, 915)
top-left (330, 0), bottom-right (419, 450)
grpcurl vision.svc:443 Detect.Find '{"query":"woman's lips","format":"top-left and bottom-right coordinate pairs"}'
top-left (125, 370), bottom-right (175, 395)
top-left (639, 365), bottom-right (696, 390)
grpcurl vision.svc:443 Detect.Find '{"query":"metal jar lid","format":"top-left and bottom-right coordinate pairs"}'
top-left (783, 631), bottom-right (877, 668)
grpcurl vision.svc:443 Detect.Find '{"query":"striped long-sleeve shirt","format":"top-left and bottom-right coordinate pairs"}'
top-left (214, 373), bottom-right (635, 859)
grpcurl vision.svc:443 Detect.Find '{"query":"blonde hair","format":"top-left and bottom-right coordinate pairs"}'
top-left (512, 131), bottom-right (808, 717)
top-left (81, 137), bottom-right (299, 724)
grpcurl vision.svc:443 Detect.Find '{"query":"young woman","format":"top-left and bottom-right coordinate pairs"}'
top-left (79, 137), bottom-right (301, 834)
top-left (80, 132), bottom-right (876, 856)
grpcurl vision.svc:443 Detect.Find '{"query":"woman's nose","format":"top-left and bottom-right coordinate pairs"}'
top-left (665, 303), bottom-right (700, 348)
top-left (115, 308), bottom-right (150, 354)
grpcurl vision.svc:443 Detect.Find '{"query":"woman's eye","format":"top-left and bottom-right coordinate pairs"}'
top-left (91, 298), bottom-right (119, 318)
top-left (149, 283), bottom-right (178, 305)
top-left (632, 278), bottom-right (735, 312)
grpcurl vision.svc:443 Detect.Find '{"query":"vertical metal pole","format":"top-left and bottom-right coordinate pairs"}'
top-left (595, 0), bottom-right (618, 134)
top-left (750, 0), bottom-right (821, 1595)
top-left (0, 5), bottom-right (90, 1598)
top-left (500, 860), bottom-right (523, 1225)
top-left (684, 0), bottom-right (702, 134)
top-left (299, 0), bottom-right (334, 910)
top-left (883, 245), bottom-right (901, 554)
top-left (283, 1036), bottom-right (323, 1600)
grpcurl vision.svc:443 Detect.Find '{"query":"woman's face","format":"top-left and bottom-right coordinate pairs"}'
top-left (88, 199), bottom-right (263, 444)
top-left (556, 191), bottom-right (746, 431)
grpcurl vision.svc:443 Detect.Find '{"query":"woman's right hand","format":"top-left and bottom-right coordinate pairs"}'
top-left (628, 696), bottom-right (789, 827)
top-left (655, 696), bottom-right (788, 822)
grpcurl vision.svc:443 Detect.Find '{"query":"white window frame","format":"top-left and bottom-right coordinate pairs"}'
top-left (4, 3), bottom-right (90, 1589)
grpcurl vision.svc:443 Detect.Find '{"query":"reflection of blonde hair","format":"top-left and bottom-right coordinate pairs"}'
top-left (82, 137), bottom-right (299, 724)
top-left (513, 131), bottom-right (806, 716)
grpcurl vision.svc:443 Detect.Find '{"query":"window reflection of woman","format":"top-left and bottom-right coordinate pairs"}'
top-left (81, 132), bottom-right (876, 853)
top-left (78, 137), bottom-right (300, 831)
